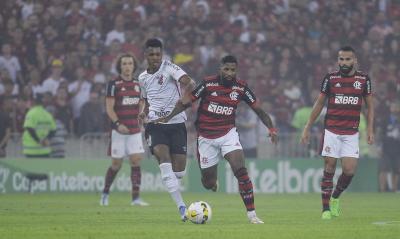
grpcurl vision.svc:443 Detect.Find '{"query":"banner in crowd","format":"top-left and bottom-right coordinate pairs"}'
top-left (0, 158), bottom-right (377, 193)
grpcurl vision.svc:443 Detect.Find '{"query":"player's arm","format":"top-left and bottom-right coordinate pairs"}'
top-left (364, 94), bottom-right (374, 145)
top-left (179, 75), bottom-right (196, 103)
top-left (138, 98), bottom-right (149, 123)
top-left (105, 82), bottom-right (129, 134)
top-left (251, 104), bottom-right (278, 145)
top-left (300, 93), bottom-right (326, 144)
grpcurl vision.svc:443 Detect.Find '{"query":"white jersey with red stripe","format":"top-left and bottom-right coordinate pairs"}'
top-left (139, 60), bottom-right (187, 124)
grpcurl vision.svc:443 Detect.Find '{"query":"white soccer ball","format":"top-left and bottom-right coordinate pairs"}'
top-left (187, 201), bottom-right (212, 224)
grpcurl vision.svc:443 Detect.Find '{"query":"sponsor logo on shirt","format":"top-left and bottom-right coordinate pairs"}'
top-left (206, 82), bottom-right (219, 87)
top-left (334, 83), bottom-right (341, 87)
top-left (334, 95), bottom-right (359, 105)
top-left (208, 102), bottom-right (233, 115)
top-left (232, 86), bottom-right (244, 91)
top-left (245, 91), bottom-right (255, 103)
top-left (122, 96), bottom-right (140, 105)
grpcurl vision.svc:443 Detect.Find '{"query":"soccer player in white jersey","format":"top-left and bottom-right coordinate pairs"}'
top-left (138, 38), bottom-right (195, 221)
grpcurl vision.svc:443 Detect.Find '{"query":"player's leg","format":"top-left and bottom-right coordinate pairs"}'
top-left (101, 158), bottom-right (123, 206)
top-left (101, 130), bottom-right (125, 206)
top-left (147, 123), bottom-right (187, 221)
top-left (170, 123), bottom-right (188, 180)
top-left (222, 128), bottom-right (262, 223)
top-left (127, 133), bottom-right (148, 206)
top-left (320, 129), bottom-right (341, 219)
top-left (330, 132), bottom-right (360, 217)
top-left (200, 165), bottom-right (218, 191)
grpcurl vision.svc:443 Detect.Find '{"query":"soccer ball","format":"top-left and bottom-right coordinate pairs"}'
top-left (187, 201), bottom-right (212, 224)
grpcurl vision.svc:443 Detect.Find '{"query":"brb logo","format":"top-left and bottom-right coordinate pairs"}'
top-left (208, 102), bottom-right (233, 115)
top-left (122, 97), bottom-right (140, 105)
top-left (334, 95), bottom-right (359, 105)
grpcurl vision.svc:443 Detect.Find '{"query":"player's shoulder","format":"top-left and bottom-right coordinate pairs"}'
top-left (325, 70), bottom-right (340, 79)
top-left (354, 71), bottom-right (369, 80)
top-left (163, 60), bottom-right (181, 71)
top-left (138, 71), bottom-right (148, 81)
top-left (236, 79), bottom-right (248, 87)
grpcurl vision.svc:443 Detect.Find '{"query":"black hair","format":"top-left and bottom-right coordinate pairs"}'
top-left (145, 38), bottom-right (163, 49)
top-left (339, 46), bottom-right (355, 53)
top-left (115, 54), bottom-right (137, 74)
top-left (221, 55), bottom-right (238, 64)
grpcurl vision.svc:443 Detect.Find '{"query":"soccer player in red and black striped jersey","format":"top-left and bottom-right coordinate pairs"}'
top-left (301, 46), bottom-right (375, 219)
top-left (100, 54), bottom-right (149, 207)
top-left (155, 55), bottom-right (278, 224)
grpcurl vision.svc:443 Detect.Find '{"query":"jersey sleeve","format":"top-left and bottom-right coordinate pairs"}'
top-left (364, 75), bottom-right (372, 96)
top-left (191, 81), bottom-right (206, 102)
top-left (242, 85), bottom-right (257, 106)
top-left (320, 74), bottom-right (330, 95)
top-left (106, 81), bottom-right (116, 97)
top-left (166, 61), bottom-right (187, 82)
top-left (138, 77), bottom-right (147, 98)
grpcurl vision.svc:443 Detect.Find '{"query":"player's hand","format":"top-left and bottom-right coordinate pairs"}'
top-left (40, 139), bottom-right (50, 147)
top-left (300, 128), bottom-right (310, 145)
top-left (138, 112), bottom-right (147, 121)
top-left (117, 124), bottom-right (130, 134)
top-left (152, 116), bottom-right (169, 124)
top-left (268, 128), bottom-right (278, 145)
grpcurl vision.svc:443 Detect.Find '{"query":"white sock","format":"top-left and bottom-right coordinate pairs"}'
top-left (159, 163), bottom-right (185, 208)
top-left (247, 210), bottom-right (256, 219)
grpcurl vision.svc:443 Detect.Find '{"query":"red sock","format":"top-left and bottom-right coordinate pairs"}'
top-left (131, 166), bottom-right (141, 200)
top-left (321, 171), bottom-right (334, 211)
top-left (332, 173), bottom-right (353, 198)
top-left (103, 167), bottom-right (118, 194)
top-left (235, 168), bottom-right (255, 211)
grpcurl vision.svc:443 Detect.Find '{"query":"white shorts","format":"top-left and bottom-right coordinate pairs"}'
top-left (110, 130), bottom-right (144, 158)
top-left (197, 128), bottom-right (242, 169)
top-left (321, 129), bottom-right (359, 159)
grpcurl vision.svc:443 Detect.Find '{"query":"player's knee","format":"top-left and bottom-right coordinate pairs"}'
top-left (111, 161), bottom-right (122, 171)
top-left (201, 177), bottom-right (216, 190)
top-left (174, 169), bottom-right (186, 179)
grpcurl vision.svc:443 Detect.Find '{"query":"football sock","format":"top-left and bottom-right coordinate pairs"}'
top-left (103, 167), bottom-right (119, 194)
top-left (131, 166), bottom-right (141, 200)
top-left (160, 163), bottom-right (185, 208)
top-left (321, 170), bottom-right (334, 211)
top-left (332, 173), bottom-right (354, 198)
top-left (234, 167), bottom-right (255, 211)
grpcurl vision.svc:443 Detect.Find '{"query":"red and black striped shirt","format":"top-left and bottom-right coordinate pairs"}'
top-left (106, 77), bottom-right (141, 134)
top-left (320, 71), bottom-right (372, 135)
top-left (191, 75), bottom-right (257, 139)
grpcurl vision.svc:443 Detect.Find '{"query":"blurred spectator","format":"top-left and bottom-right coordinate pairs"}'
top-left (0, 42), bottom-right (22, 84)
top-left (22, 94), bottom-right (56, 158)
top-left (78, 90), bottom-right (104, 136)
top-left (41, 59), bottom-right (66, 96)
top-left (68, 67), bottom-right (92, 134)
top-left (236, 104), bottom-right (258, 159)
top-left (0, 96), bottom-right (11, 157)
top-left (379, 102), bottom-right (400, 192)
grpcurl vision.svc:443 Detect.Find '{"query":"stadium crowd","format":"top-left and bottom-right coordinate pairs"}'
top-left (0, 0), bottom-right (399, 164)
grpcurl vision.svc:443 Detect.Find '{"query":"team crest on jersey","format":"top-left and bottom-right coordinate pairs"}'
top-left (324, 146), bottom-right (331, 153)
top-left (157, 75), bottom-right (164, 85)
top-left (353, 80), bottom-right (362, 89)
top-left (230, 91), bottom-right (239, 101)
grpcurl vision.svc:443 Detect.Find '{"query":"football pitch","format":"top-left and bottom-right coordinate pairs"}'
top-left (0, 192), bottom-right (399, 239)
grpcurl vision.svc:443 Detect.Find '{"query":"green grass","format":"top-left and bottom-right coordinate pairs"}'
top-left (0, 192), bottom-right (399, 239)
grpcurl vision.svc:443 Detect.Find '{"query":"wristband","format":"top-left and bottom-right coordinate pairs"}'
top-left (113, 120), bottom-right (121, 128)
top-left (268, 127), bottom-right (278, 135)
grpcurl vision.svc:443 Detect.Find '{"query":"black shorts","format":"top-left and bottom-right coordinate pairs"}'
top-left (145, 123), bottom-right (187, 155)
